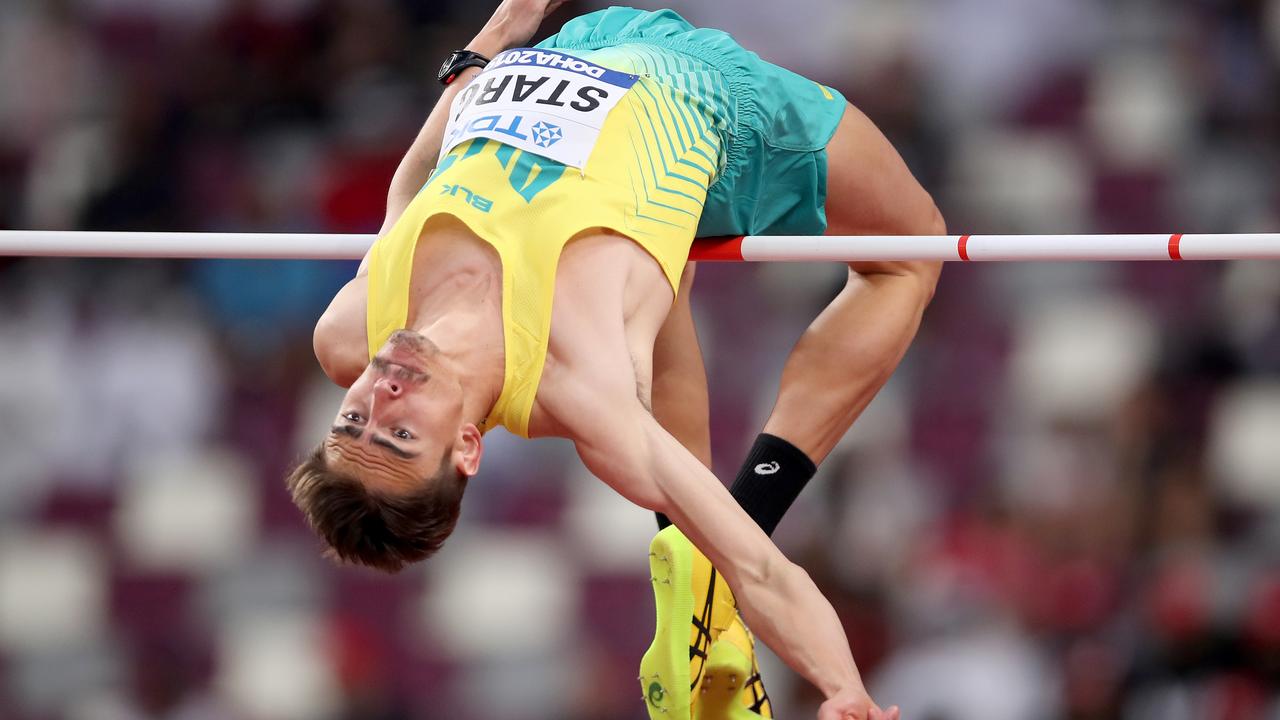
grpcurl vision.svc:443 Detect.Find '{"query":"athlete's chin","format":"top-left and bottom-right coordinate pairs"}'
top-left (387, 329), bottom-right (429, 351)
top-left (381, 331), bottom-right (435, 369)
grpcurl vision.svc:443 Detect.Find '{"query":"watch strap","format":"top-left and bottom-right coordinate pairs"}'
top-left (439, 50), bottom-right (490, 86)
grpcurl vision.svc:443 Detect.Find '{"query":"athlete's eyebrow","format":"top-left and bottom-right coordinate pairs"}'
top-left (331, 424), bottom-right (363, 440)
top-left (331, 424), bottom-right (419, 460)
top-left (370, 435), bottom-right (420, 460)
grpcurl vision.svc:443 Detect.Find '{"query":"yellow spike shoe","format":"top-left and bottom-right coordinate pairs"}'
top-left (695, 615), bottom-right (773, 719)
top-left (639, 526), bottom-right (739, 719)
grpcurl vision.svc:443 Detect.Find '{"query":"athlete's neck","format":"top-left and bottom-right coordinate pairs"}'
top-left (407, 227), bottom-right (505, 425)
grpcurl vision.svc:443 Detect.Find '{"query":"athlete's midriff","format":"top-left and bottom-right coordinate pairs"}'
top-left (367, 47), bottom-right (723, 437)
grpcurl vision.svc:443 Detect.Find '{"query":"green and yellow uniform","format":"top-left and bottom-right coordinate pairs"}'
top-left (366, 8), bottom-right (846, 718)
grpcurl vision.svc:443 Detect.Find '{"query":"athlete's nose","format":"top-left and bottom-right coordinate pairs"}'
top-left (373, 377), bottom-right (402, 398)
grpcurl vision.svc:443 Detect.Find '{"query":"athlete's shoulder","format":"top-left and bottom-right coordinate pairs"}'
top-left (314, 275), bottom-right (369, 388)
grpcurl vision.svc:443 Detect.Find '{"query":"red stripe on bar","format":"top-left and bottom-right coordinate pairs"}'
top-left (689, 236), bottom-right (745, 262)
top-left (957, 235), bottom-right (971, 262)
top-left (1168, 233), bottom-right (1183, 260)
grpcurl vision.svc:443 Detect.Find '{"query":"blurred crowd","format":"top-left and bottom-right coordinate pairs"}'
top-left (1, 0), bottom-right (1278, 719)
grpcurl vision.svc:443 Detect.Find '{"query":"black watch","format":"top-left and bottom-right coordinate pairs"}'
top-left (438, 50), bottom-right (490, 86)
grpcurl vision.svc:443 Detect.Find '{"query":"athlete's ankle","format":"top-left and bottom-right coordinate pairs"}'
top-left (729, 433), bottom-right (817, 536)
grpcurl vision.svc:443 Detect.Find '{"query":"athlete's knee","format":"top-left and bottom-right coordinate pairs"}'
top-left (912, 203), bottom-right (946, 294)
top-left (921, 198), bottom-right (947, 236)
top-left (843, 203), bottom-right (944, 295)
top-left (894, 188), bottom-right (946, 237)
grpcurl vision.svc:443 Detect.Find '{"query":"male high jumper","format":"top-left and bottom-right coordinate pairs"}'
top-left (285, 2), bottom-right (943, 718)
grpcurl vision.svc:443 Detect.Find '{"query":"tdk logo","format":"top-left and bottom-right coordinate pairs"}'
top-left (490, 50), bottom-right (607, 78)
top-left (463, 114), bottom-right (530, 141)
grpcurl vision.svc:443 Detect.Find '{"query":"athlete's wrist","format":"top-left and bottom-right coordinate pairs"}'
top-left (467, 26), bottom-right (515, 59)
top-left (824, 678), bottom-right (869, 700)
top-left (811, 654), bottom-right (866, 702)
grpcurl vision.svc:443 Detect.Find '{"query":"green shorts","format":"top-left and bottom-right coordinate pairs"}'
top-left (537, 7), bottom-right (847, 237)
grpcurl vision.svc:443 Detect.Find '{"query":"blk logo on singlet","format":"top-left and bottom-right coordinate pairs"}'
top-left (440, 184), bottom-right (493, 213)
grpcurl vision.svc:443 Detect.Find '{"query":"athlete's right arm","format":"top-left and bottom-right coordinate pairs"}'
top-left (651, 263), bottom-right (713, 467)
top-left (560, 391), bottom-right (894, 719)
top-left (373, 0), bottom-right (569, 244)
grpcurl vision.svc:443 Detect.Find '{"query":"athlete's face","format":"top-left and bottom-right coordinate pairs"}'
top-left (325, 331), bottom-right (481, 490)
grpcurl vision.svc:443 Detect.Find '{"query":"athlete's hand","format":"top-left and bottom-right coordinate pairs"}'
top-left (817, 687), bottom-right (900, 720)
top-left (478, 0), bottom-right (571, 51)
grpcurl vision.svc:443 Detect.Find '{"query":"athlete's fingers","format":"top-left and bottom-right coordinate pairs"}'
top-left (885, 706), bottom-right (901, 720)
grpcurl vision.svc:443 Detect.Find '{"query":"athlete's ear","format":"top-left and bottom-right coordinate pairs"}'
top-left (454, 424), bottom-right (483, 478)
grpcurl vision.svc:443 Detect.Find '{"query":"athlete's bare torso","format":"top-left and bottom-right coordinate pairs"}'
top-left (316, 216), bottom-right (676, 436)
top-left (533, 223), bottom-right (675, 433)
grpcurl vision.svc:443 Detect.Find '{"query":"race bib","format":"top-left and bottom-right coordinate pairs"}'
top-left (440, 48), bottom-right (639, 169)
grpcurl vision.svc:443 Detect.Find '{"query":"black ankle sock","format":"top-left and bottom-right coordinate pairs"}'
top-left (653, 434), bottom-right (815, 534)
top-left (729, 433), bottom-right (817, 536)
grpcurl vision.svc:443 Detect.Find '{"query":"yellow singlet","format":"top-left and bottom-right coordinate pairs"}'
top-left (365, 50), bottom-right (722, 438)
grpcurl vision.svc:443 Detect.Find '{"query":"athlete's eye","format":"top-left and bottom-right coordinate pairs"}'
top-left (392, 428), bottom-right (413, 441)
top-left (343, 412), bottom-right (363, 423)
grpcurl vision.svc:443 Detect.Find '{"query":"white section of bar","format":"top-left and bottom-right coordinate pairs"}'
top-left (737, 235), bottom-right (962, 261)
top-left (1178, 233), bottom-right (1280, 260)
top-left (1, 230), bottom-right (1279, 261)
top-left (738, 234), bottom-right (1280, 261)
top-left (965, 234), bottom-right (1172, 261)
top-left (0, 231), bottom-right (375, 260)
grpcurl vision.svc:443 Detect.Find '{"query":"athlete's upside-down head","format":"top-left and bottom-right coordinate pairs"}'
top-left (286, 330), bottom-right (484, 572)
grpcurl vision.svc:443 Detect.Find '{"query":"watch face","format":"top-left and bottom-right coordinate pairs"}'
top-left (439, 54), bottom-right (458, 78)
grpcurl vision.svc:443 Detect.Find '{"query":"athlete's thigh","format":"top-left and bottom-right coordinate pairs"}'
top-left (822, 103), bottom-right (940, 237)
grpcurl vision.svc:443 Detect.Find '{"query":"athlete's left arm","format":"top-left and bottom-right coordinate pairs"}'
top-left (374, 0), bottom-right (569, 243)
top-left (558, 390), bottom-right (892, 719)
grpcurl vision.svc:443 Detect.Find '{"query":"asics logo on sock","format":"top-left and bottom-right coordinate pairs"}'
top-left (754, 461), bottom-right (781, 475)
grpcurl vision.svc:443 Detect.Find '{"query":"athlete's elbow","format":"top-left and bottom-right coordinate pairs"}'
top-left (313, 320), bottom-right (359, 387)
top-left (757, 559), bottom-right (824, 619)
top-left (574, 435), bottom-right (666, 512)
top-left (888, 201), bottom-right (945, 302)
top-left (919, 199), bottom-right (947, 237)
top-left (729, 539), bottom-right (795, 596)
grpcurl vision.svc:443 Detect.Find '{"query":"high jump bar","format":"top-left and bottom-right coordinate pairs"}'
top-left (1, 231), bottom-right (1278, 262)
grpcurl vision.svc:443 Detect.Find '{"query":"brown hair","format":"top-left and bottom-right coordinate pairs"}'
top-left (285, 445), bottom-right (466, 573)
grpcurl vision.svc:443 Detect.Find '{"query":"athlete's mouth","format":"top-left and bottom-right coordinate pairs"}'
top-left (370, 356), bottom-right (430, 382)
